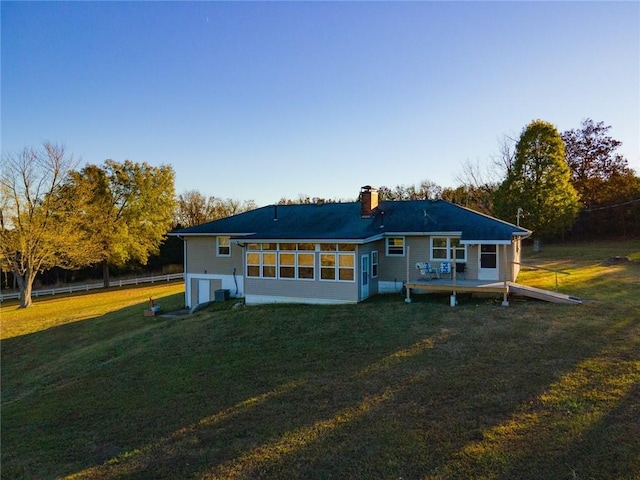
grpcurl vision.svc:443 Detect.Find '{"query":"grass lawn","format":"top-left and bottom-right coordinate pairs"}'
top-left (1, 241), bottom-right (639, 479)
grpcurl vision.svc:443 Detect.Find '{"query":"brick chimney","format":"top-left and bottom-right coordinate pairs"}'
top-left (360, 185), bottom-right (378, 218)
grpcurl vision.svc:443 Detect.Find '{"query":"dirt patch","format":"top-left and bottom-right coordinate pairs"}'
top-left (604, 256), bottom-right (632, 265)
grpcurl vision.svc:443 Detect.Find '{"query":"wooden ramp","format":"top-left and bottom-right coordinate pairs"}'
top-left (508, 282), bottom-right (582, 304)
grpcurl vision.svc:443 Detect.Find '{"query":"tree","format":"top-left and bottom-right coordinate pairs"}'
top-left (441, 184), bottom-right (495, 215)
top-left (276, 195), bottom-right (348, 205)
top-left (451, 159), bottom-right (501, 214)
top-left (175, 190), bottom-right (257, 227)
top-left (561, 119), bottom-right (640, 238)
top-left (69, 160), bottom-right (176, 287)
top-left (491, 133), bottom-right (517, 180)
top-left (212, 197), bottom-right (257, 219)
top-left (175, 190), bottom-right (218, 227)
top-left (378, 180), bottom-right (442, 201)
top-left (494, 120), bottom-right (580, 243)
top-left (562, 119), bottom-right (634, 206)
top-left (0, 143), bottom-right (100, 307)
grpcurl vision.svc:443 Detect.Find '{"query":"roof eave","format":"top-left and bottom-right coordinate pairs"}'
top-left (169, 232), bottom-right (255, 237)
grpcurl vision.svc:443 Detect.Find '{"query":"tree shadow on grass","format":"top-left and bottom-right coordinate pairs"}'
top-left (2, 296), bottom-right (638, 479)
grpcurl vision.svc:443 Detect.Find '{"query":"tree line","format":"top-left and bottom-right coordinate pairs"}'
top-left (248, 119), bottom-right (637, 244)
top-left (2, 118), bottom-right (638, 307)
top-left (376, 119), bottom-right (638, 244)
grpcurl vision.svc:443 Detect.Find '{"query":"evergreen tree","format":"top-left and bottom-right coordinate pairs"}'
top-left (494, 120), bottom-right (580, 242)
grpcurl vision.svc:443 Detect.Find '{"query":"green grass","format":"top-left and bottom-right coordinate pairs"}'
top-left (1, 241), bottom-right (639, 480)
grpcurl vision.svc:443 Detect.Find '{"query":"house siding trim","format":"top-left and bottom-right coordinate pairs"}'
top-left (245, 294), bottom-right (355, 305)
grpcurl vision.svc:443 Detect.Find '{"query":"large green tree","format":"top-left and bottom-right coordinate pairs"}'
top-left (494, 120), bottom-right (580, 242)
top-left (70, 160), bottom-right (176, 287)
top-left (0, 143), bottom-right (100, 307)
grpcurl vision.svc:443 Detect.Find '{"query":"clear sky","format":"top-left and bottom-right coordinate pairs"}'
top-left (2, 1), bottom-right (638, 207)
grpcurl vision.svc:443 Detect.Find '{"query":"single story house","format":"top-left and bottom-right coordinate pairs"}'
top-left (171, 186), bottom-right (531, 307)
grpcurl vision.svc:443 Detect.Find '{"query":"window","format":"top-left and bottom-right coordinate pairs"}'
top-left (247, 252), bottom-right (260, 277)
top-left (386, 237), bottom-right (404, 256)
top-left (371, 251), bottom-right (378, 278)
top-left (430, 237), bottom-right (466, 262)
top-left (480, 244), bottom-right (497, 268)
top-left (320, 253), bottom-right (336, 280)
top-left (262, 252), bottom-right (276, 278)
top-left (298, 253), bottom-right (315, 279)
top-left (450, 238), bottom-right (466, 261)
top-left (279, 252), bottom-right (295, 278)
top-left (217, 236), bottom-right (230, 256)
top-left (320, 244), bottom-right (355, 282)
top-left (431, 238), bottom-right (448, 259)
top-left (338, 253), bottom-right (355, 281)
top-left (247, 243), bottom-right (315, 280)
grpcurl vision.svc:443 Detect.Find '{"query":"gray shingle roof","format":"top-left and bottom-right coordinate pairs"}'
top-left (172, 200), bottom-right (531, 242)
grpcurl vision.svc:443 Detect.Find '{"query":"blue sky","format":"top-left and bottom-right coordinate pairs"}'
top-left (2, 1), bottom-right (638, 207)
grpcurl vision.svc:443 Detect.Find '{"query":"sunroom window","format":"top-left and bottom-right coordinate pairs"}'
top-left (320, 245), bottom-right (355, 282)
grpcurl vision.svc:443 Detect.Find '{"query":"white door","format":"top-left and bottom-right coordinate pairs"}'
top-left (361, 254), bottom-right (370, 299)
top-left (478, 244), bottom-right (499, 281)
top-left (198, 279), bottom-right (210, 304)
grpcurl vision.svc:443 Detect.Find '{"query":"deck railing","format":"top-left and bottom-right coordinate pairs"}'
top-left (512, 262), bottom-right (570, 290)
top-left (0, 273), bottom-right (184, 303)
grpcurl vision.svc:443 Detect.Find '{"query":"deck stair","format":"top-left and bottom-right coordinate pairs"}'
top-left (508, 282), bottom-right (582, 304)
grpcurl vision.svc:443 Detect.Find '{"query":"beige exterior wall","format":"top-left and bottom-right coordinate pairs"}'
top-left (509, 238), bottom-right (523, 281)
top-left (184, 236), bottom-right (245, 308)
top-left (464, 246), bottom-right (479, 279)
top-left (245, 276), bottom-right (358, 303)
top-left (377, 237), bottom-right (431, 284)
top-left (185, 237), bottom-right (244, 275)
top-left (376, 235), bottom-right (521, 284)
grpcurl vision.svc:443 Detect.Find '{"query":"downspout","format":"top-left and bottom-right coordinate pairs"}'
top-left (234, 241), bottom-right (246, 299)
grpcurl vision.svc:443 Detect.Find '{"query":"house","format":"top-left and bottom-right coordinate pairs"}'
top-left (171, 186), bottom-right (531, 307)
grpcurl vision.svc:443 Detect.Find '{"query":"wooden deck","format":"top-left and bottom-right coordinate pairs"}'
top-left (405, 279), bottom-right (510, 305)
top-left (405, 279), bottom-right (582, 305)
top-left (406, 279), bottom-right (508, 294)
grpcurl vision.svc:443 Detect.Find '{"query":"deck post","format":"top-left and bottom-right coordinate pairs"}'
top-left (501, 245), bottom-right (509, 306)
top-left (450, 240), bottom-right (457, 306)
top-left (405, 246), bottom-right (412, 303)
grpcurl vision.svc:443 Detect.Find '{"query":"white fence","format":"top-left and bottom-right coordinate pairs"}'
top-left (0, 273), bottom-right (184, 303)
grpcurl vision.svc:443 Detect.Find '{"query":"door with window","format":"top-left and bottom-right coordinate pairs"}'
top-left (361, 254), bottom-right (370, 299)
top-left (478, 244), bottom-right (499, 280)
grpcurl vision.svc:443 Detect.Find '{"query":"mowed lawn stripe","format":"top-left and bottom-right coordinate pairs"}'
top-left (1, 241), bottom-right (639, 479)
